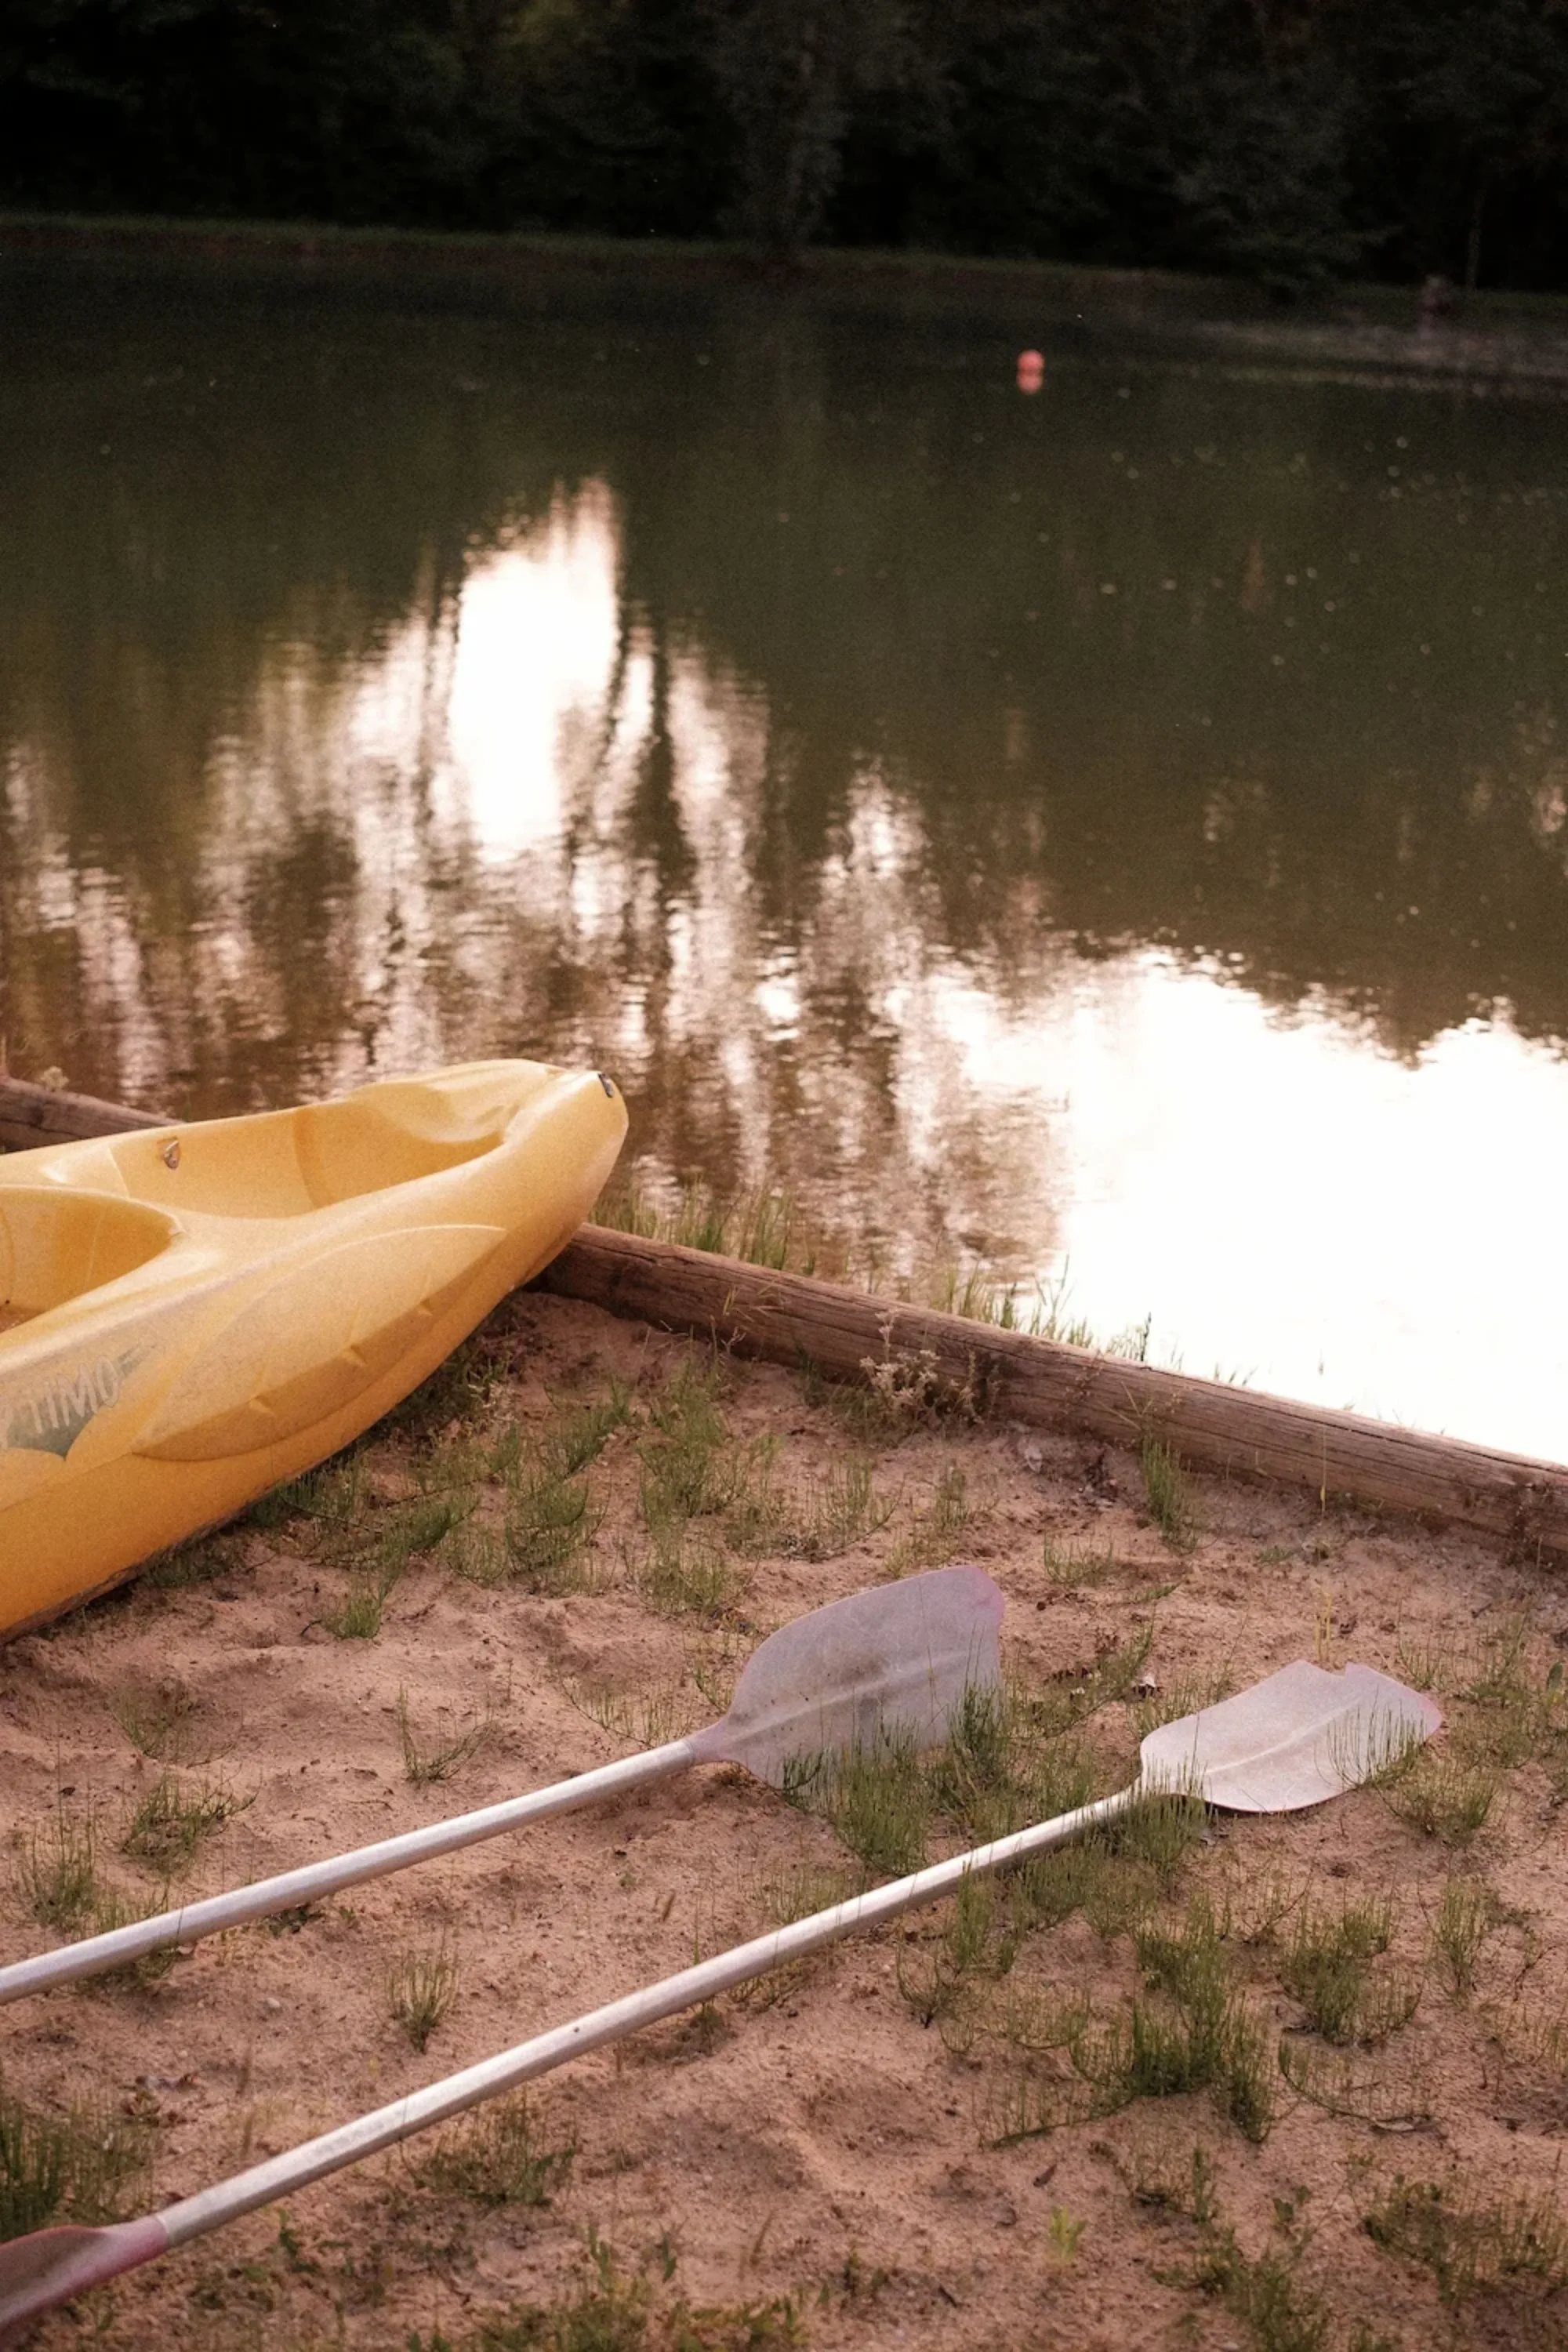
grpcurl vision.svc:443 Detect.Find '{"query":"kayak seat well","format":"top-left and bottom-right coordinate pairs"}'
top-left (0, 1191), bottom-right (181, 1324)
top-left (100, 1075), bottom-right (539, 1220)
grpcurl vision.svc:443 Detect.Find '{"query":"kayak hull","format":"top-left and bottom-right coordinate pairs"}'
top-left (0, 1061), bottom-right (627, 1636)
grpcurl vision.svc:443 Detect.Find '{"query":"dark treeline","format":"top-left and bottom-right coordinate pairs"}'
top-left (3, 2), bottom-right (1568, 291)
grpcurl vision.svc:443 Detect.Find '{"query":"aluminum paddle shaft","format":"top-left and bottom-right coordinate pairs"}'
top-left (0, 1784), bottom-right (1134, 2342)
top-left (0, 1738), bottom-right (697, 2002)
top-left (0, 1656), bottom-right (1439, 2340)
top-left (0, 1566), bottom-right (1004, 2005)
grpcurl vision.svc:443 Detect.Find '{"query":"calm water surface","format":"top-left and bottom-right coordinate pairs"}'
top-left (3, 263), bottom-right (1567, 1455)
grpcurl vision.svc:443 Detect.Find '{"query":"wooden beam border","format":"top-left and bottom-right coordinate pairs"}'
top-left (540, 1227), bottom-right (1568, 1555)
top-left (0, 1075), bottom-right (165, 1152)
top-left (6, 1071), bottom-right (1564, 1554)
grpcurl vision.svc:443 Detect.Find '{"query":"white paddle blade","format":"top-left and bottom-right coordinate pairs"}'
top-left (695, 1565), bottom-right (1004, 1786)
top-left (1139, 1660), bottom-right (1441, 1814)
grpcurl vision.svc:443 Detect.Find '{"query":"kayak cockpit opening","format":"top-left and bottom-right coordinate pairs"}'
top-left (96, 1065), bottom-right (563, 1219)
top-left (0, 1190), bottom-right (181, 1326)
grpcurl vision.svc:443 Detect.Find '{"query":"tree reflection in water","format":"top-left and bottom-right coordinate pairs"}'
top-left (2, 263), bottom-right (1567, 1447)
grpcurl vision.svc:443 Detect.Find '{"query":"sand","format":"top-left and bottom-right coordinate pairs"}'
top-left (2, 1286), bottom-right (1566, 2352)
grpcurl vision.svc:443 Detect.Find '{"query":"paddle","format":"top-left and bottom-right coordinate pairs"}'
top-left (0, 1657), bottom-right (1439, 2340)
top-left (0, 1565), bottom-right (1004, 2006)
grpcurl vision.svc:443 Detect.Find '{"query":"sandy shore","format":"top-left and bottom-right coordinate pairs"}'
top-left (2, 1286), bottom-right (1566, 2351)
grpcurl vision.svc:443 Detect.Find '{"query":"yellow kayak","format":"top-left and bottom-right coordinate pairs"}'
top-left (0, 1060), bottom-right (626, 1636)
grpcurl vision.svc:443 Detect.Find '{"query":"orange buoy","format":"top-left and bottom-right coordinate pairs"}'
top-left (1017, 349), bottom-right (1044, 393)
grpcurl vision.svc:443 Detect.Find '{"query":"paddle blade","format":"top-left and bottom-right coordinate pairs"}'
top-left (698, 1565), bottom-right (1004, 1786)
top-left (0, 2218), bottom-right (168, 2344)
top-left (1140, 1661), bottom-right (1441, 1813)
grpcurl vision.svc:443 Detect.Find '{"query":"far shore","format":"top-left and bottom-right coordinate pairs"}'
top-left (8, 209), bottom-right (1568, 384)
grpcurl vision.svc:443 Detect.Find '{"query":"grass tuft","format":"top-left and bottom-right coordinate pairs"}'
top-left (16, 1801), bottom-right (101, 1932)
top-left (599, 1181), bottom-right (814, 1279)
top-left (320, 1558), bottom-right (404, 1640)
top-left (924, 1682), bottom-right (1022, 1841)
top-left (885, 1465), bottom-right (971, 1573)
top-left (1140, 1437), bottom-right (1199, 1551)
top-left (1276, 2038), bottom-right (1432, 2131)
top-left (110, 1682), bottom-right (202, 1763)
top-left (807, 1736), bottom-right (931, 1881)
top-left (396, 1689), bottom-right (499, 1785)
top-left (456, 2227), bottom-right (802, 2352)
top-left (143, 1530), bottom-right (245, 1590)
top-left (412, 2096), bottom-right (575, 2208)
top-left (931, 1261), bottom-right (1102, 1345)
top-left (505, 1469), bottom-right (601, 1592)
top-left (1458, 1617), bottom-right (1568, 1770)
top-left (388, 1939), bottom-right (459, 2051)
top-left (383, 1334), bottom-right (510, 1444)
top-left (445, 1519), bottom-right (512, 1587)
top-left (122, 1775), bottom-right (249, 1872)
top-left (1392, 1625), bottom-right (1451, 1693)
top-left (638, 1440), bottom-right (733, 1529)
top-left (1429, 1876), bottom-right (1495, 1998)
top-left (897, 1874), bottom-right (1005, 2031)
top-left (1279, 1894), bottom-right (1420, 2045)
top-left (1129, 1668), bottom-right (1235, 1743)
top-left (637, 1525), bottom-right (747, 1621)
top-left (249, 1451), bottom-right (368, 1537)
top-left (375, 1495), bottom-right (469, 1570)
top-left (12, 1798), bottom-right (177, 1987)
top-left (562, 1676), bottom-right (691, 1750)
top-left (1041, 1534), bottom-right (1122, 1588)
top-left (1112, 1788), bottom-right (1208, 1883)
top-left (1189, 2205), bottom-right (1333, 2352)
top-left (752, 1858), bottom-right (854, 1929)
top-left (1364, 2172), bottom-right (1568, 2309)
top-left (0, 2080), bottom-right (154, 2240)
top-left (1375, 1744), bottom-right (1498, 1845)
top-left (539, 1382), bottom-right (633, 1477)
top-left (783, 1457), bottom-right (893, 1561)
top-left (1028, 1621), bottom-right (1156, 1738)
top-left (1073, 1899), bottom-right (1274, 2142)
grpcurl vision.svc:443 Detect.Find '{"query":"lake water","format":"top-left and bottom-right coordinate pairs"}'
top-left (3, 256), bottom-right (1567, 1457)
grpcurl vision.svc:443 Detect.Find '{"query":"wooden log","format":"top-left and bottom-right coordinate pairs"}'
top-left (540, 1226), bottom-right (1568, 1555)
top-left (7, 1070), bottom-right (1566, 1553)
top-left (0, 1075), bottom-right (168, 1154)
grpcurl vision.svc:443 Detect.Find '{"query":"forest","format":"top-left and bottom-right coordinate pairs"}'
top-left (3, 1), bottom-right (1567, 292)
